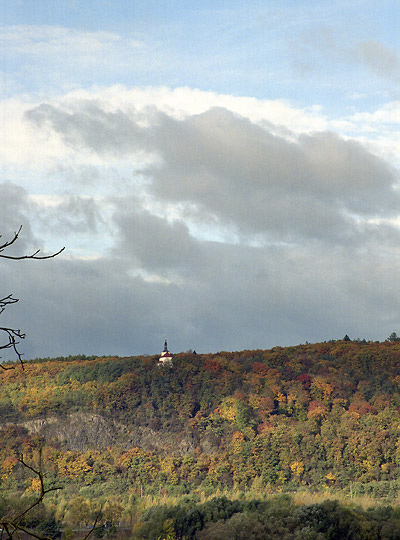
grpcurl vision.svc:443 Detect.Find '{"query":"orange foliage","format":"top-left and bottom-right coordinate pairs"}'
top-left (203, 358), bottom-right (222, 374)
top-left (252, 362), bottom-right (269, 377)
top-left (348, 401), bottom-right (377, 417)
top-left (307, 400), bottom-right (328, 419)
top-left (1, 456), bottom-right (18, 480)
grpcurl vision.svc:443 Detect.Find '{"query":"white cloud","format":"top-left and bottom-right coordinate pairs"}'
top-left (0, 97), bottom-right (67, 168)
top-left (349, 101), bottom-right (400, 125)
top-left (55, 85), bottom-right (329, 133)
top-left (23, 95), bottom-right (399, 242)
top-left (2, 86), bottom-right (399, 181)
top-left (0, 25), bottom-right (144, 61)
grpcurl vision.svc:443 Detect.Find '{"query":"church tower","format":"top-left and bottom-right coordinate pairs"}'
top-left (158, 339), bottom-right (173, 365)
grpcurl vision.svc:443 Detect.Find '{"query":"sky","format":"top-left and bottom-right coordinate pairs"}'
top-left (0, 0), bottom-right (399, 358)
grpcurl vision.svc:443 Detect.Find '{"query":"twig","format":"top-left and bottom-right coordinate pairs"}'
top-left (0, 226), bottom-right (65, 260)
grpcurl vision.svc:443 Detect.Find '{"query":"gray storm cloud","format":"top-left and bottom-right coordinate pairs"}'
top-left (113, 207), bottom-right (202, 274)
top-left (2, 224), bottom-right (399, 357)
top-left (148, 108), bottom-right (399, 243)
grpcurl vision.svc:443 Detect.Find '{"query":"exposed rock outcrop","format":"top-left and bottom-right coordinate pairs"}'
top-left (20, 412), bottom-right (195, 455)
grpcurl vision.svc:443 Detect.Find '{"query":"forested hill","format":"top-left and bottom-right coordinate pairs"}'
top-left (2, 339), bottom-right (400, 496)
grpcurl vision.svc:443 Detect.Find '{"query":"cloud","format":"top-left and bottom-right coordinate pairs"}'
top-left (0, 182), bottom-right (31, 227)
top-left (23, 96), bottom-right (400, 250)
top-left (1, 178), bottom-right (400, 359)
top-left (2, 223), bottom-right (400, 358)
top-left (25, 102), bottom-right (149, 156)
top-left (0, 0), bottom-right (399, 361)
top-left (356, 40), bottom-right (400, 81)
top-left (346, 101), bottom-right (400, 126)
top-left (25, 85), bottom-right (328, 137)
top-left (290, 25), bottom-right (400, 98)
top-left (1, 85), bottom-right (400, 357)
top-left (38, 193), bottom-right (105, 234)
top-left (148, 109), bottom-right (399, 241)
top-left (0, 182), bottom-right (37, 255)
top-left (11, 85), bottom-right (399, 182)
top-left (113, 205), bottom-right (202, 276)
top-left (0, 25), bottom-right (151, 96)
top-left (0, 25), bottom-right (144, 68)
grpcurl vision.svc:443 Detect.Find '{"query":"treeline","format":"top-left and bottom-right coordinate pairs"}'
top-left (134, 495), bottom-right (400, 540)
top-left (4, 491), bottom-right (400, 539)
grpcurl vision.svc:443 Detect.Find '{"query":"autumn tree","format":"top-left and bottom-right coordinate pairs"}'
top-left (0, 450), bottom-right (63, 539)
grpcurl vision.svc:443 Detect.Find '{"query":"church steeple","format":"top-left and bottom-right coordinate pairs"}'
top-left (163, 339), bottom-right (168, 353)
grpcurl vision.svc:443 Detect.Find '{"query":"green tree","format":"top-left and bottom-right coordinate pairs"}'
top-left (387, 332), bottom-right (400, 342)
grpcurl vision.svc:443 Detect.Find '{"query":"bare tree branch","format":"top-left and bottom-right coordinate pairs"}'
top-left (0, 451), bottom-right (100, 540)
top-left (0, 451), bottom-right (62, 540)
top-left (0, 225), bottom-right (22, 252)
top-left (81, 511), bottom-right (102, 540)
top-left (0, 326), bottom-right (25, 366)
top-left (0, 295), bottom-right (25, 369)
top-left (0, 247), bottom-right (65, 260)
top-left (0, 295), bottom-right (19, 316)
top-left (0, 228), bottom-right (80, 540)
top-left (14, 454), bottom-right (62, 523)
top-left (0, 226), bottom-right (65, 260)
top-left (1, 522), bottom-right (55, 540)
top-left (0, 226), bottom-right (64, 370)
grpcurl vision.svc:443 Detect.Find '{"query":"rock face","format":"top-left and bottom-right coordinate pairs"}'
top-left (20, 413), bottom-right (195, 455)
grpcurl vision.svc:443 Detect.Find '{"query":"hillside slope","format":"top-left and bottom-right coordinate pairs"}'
top-left (2, 340), bottom-right (400, 497)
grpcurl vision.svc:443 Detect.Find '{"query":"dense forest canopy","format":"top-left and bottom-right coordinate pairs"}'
top-left (2, 339), bottom-right (400, 536)
top-left (2, 340), bottom-right (400, 491)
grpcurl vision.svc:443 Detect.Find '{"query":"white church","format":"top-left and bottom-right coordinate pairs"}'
top-left (158, 339), bottom-right (173, 365)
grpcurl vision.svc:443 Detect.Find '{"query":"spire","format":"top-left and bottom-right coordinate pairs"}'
top-left (163, 338), bottom-right (168, 352)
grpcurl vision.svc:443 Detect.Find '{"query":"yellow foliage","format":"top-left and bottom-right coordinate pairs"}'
top-left (231, 431), bottom-right (245, 452)
top-left (290, 461), bottom-right (304, 476)
top-left (311, 376), bottom-right (334, 400)
top-left (325, 472), bottom-right (336, 482)
top-left (26, 476), bottom-right (42, 493)
top-left (248, 393), bottom-right (261, 410)
top-left (362, 459), bottom-right (375, 472)
top-left (1, 456), bottom-right (18, 480)
top-left (219, 397), bottom-right (236, 422)
top-left (307, 403), bottom-right (328, 420)
top-left (57, 451), bottom-right (92, 479)
top-left (270, 384), bottom-right (281, 398)
top-left (118, 447), bottom-right (143, 468)
top-left (160, 518), bottom-right (176, 539)
top-left (160, 456), bottom-right (180, 484)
